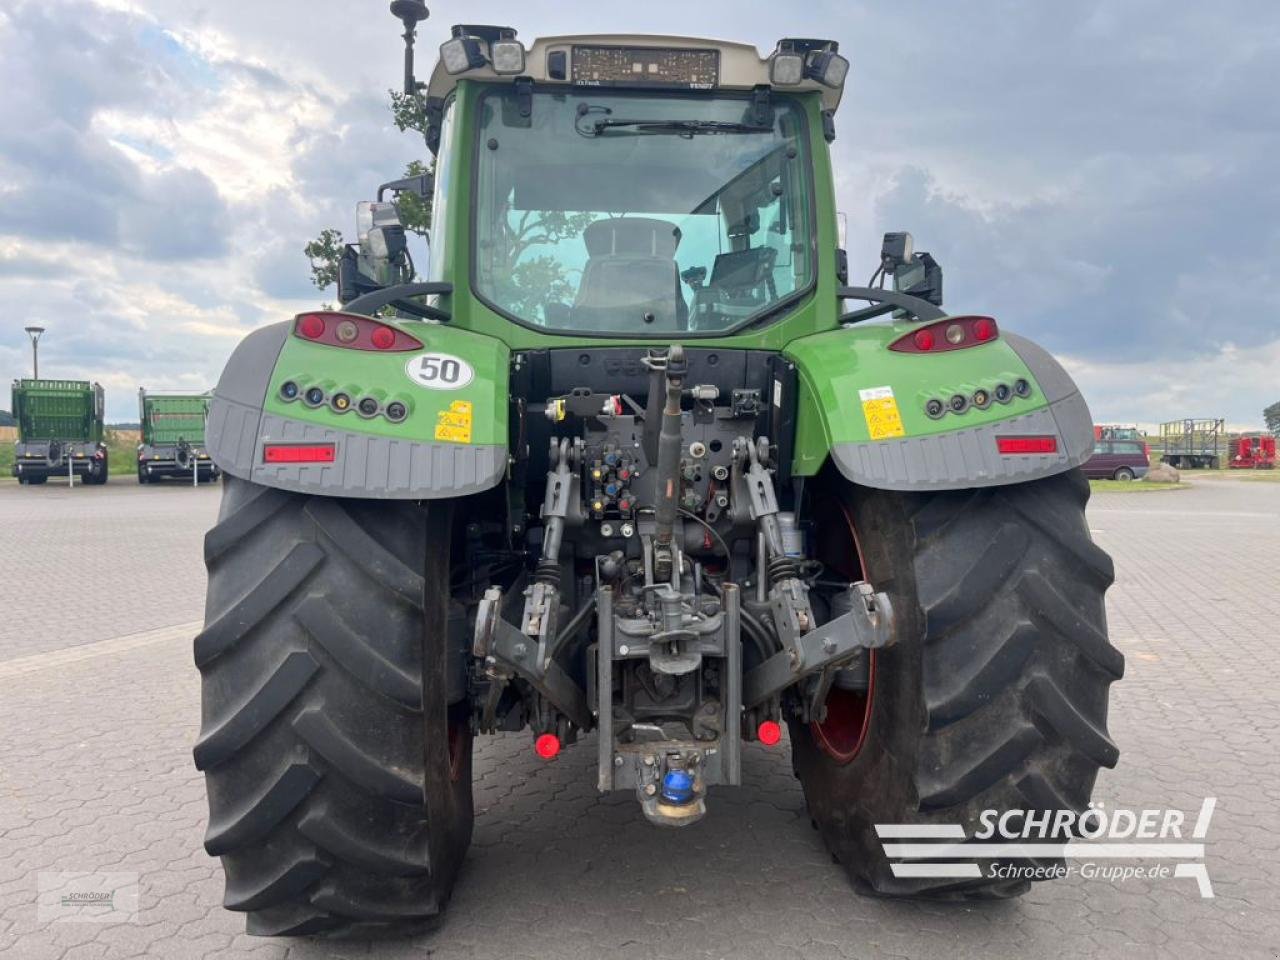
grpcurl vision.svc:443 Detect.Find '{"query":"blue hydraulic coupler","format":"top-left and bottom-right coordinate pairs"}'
top-left (661, 770), bottom-right (696, 805)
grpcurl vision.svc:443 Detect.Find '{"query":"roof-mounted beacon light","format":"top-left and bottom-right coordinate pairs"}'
top-left (771, 39), bottom-right (849, 90)
top-left (440, 24), bottom-right (524, 76)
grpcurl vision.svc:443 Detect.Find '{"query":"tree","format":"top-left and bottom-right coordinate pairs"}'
top-left (303, 90), bottom-right (434, 292)
top-left (303, 228), bottom-right (345, 292)
top-left (1264, 401), bottom-right (1280, 438)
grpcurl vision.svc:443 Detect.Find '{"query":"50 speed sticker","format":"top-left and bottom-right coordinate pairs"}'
top-left (434, 400), bottom-right (473, 444)
top-left (406, 353), bottom-right (474, 390)
top-left (859, 386), bottom-right (906, 440)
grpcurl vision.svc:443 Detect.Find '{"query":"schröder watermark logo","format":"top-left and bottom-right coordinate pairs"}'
top-left (38, 872), bottom-right (140, 923)
top-left (876, 798), bottom-right (1216, 898)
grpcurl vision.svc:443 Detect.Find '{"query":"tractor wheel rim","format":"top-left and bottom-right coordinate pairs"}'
top-left (811, 495), bottom-right (876, 765)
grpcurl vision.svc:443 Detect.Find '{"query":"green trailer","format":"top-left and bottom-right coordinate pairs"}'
top-left (137, 389), bottom-right (218, 483)
top-left (10, 379), bottom-right (107, 485)
top-left (193, 9), bottom-right (1122, 936)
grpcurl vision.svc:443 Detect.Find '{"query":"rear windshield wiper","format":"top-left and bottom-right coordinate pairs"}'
top-left (578, 118), bottom-right (773, 138)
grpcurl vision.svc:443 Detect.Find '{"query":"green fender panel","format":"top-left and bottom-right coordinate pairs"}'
top-left (206, 318), bottom-right (510, 499)
top-left (785, 324), bottom-right (1094, 490)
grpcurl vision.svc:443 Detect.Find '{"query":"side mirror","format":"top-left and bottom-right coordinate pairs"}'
top-left (356, 201), bottom-right (412, 286)
top-left (378, 172), bottom-right (433, 202)
top-left (895, 252), bottom-right (943, 307)
top-left (881, 231), bottom-right (943, 307)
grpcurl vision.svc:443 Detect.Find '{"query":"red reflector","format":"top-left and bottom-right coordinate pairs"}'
top-left (298, 314), bottom-right (325, 339)
top-left (263, 443), bottom-right (337, 464)
top-left (996, 436), bottom-right (1058, 455)
top-left (913, 329), bottom-right (935, 351)
top-left (757, 720), bottom-right (782, 746)
top-left (371, 326), bottom-right (396, 350)
top-left (534, 733), bottom-right (561, 759)
top-left (973, 317), bottom-right (996, 341)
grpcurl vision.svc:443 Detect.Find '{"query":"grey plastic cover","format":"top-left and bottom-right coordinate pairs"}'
top-left (205, 323), bottom-right (506, 500)
top-left (831, 333), bottom-right (1095, 492)
top-left (209, 397), bottom-right (507, 500)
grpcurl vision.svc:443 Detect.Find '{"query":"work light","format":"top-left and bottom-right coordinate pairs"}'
top-left (807, 50), bottom-right (849, 88)
top-left (440, 35), bottom-right (485, 74)
top-left (491, 39), bottom-right (525, 74)
top-left (770, 52), bottom-right (804, 85)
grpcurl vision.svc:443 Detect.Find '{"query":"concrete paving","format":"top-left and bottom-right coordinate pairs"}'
top-left (0, 473), bottom-right (1277, 959)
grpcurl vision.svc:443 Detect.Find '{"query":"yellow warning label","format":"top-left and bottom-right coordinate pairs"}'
top-left (434, 400), bottom-right (473, 443)
top-left (859, 386), bottom-right (905, 441)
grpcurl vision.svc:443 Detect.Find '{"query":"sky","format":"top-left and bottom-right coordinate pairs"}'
top-left (0, 0), bottom-right (1277, 427)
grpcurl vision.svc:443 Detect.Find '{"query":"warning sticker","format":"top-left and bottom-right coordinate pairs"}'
top-left (434, 400), bottom-right (473, 444)
top-left (858, 386), bottom-right (906, 441)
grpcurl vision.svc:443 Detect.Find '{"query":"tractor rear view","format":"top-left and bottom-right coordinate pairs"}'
top-left (137, 389), bottom-right (218, 483)
top-left (10, 379), bottom-right (107, 485)
top-left (193, 7), bottom-right (1122, 937)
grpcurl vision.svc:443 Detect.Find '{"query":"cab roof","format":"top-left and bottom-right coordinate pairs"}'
top-left (424, 33), bottom-right (846, 113)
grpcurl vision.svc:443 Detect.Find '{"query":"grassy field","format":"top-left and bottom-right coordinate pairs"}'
top-left (1088, 479), bottom-right (1186, 493)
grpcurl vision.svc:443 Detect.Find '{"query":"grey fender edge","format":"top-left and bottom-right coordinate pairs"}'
top-left (830, 332), bottom-right (1094, 492)
top-left (206, 323), bottom-right (506, 499)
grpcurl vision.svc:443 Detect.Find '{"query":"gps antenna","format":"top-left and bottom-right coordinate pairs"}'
top-left (390, 1), bottom-right (430, 96)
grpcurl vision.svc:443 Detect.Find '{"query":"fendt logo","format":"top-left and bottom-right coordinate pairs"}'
top-left (877, 798), bottom-right (1217, 897)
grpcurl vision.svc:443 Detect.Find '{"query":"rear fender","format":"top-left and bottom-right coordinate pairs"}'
top-left (786, 323), bottom-right (1093, 490)
top-left (207, 317), bottom-right (509, 499)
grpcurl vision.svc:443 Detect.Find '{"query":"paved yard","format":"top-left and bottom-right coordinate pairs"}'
top-left (0, 474), bottom-right (1277, 959)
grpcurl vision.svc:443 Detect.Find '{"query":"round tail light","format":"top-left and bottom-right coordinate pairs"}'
top-left (298, 315), bottom-right (325, 339)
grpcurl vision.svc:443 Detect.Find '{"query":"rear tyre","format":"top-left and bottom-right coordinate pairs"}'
top-left (791, 469), bottom-right (1122, 899)
top-left (194, 475), bottom-right (474, 936)
top-left (1113, 467), bottom-right (1135, 481)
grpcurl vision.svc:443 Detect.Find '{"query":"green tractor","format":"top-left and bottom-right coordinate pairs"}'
top-left (195, 7), bottom-right (1122, 937)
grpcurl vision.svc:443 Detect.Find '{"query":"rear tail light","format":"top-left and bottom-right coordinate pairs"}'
top-left (757, 721), bottom-right (783, 746)
top-left (996, 436), bottom-right (1058, 455)
top-left (292, 312), bottom-right (422, 352)
top-left (890, 316), bottom-right (999, 353)
top-left (263, 443), bottom-right (336, 464)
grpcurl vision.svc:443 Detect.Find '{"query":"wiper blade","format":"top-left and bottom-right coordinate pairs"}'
top-left (580, 118), bottom-right (773, 138)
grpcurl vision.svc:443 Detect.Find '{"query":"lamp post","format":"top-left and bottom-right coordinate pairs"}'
top-left (23, 326), bottom-right (45, 379)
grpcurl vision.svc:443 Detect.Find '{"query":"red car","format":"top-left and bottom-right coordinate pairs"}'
top-left (1083, 438), bottom-right (1150, 480)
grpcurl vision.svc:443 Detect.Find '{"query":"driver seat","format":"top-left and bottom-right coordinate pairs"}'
top-left (571, 218), bottom-right (687, 332)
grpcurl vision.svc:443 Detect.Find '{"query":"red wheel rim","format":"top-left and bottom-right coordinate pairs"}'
top-left (447, 721), bottom-right (468, 783)
top-left (810, 497), bottom-right (876, 765)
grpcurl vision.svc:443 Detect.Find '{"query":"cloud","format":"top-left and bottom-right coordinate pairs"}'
top-left (0, 1), bottom-right (231, 256)
top-left (0, 0), bottom-right (1276, 427)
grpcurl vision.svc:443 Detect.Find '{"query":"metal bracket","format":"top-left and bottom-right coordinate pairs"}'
top-left (514, 76), bottom-right (533, 118)
top-left (474, 586), bottom-right (591, 731)
top-left (750, 84), bottom-right (773, 128)
top-left (743, 582), bottom-right (894, 708)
